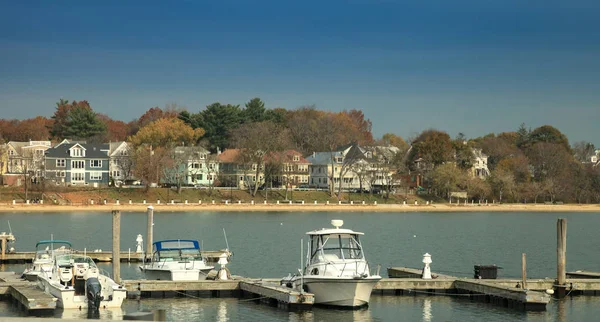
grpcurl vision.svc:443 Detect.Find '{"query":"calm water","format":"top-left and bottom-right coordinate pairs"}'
top-left (1, 210), bottom-right (600, 321)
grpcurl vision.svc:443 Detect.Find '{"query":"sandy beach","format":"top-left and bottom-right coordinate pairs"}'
top-left (0, 203), bottom-right (599, 213)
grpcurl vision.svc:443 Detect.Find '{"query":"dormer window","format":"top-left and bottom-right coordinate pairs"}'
top-left (72, 148), bottom-right (82, 157)
top-left (293, 155), bottom-right (300, 162)
top-left (120, 150), bottom-right (127, 156)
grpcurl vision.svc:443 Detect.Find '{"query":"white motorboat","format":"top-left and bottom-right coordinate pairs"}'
top-left (139, 240), bottom-right (214, 281)
top-left (37, 254), bottom-right (126, 310)
top-left (22, 239), bottom-right (72, 282)
top-left (281, 219), bottom-right (381, 308)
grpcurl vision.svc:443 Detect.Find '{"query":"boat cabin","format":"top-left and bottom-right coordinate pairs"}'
top-left (307, 228), bottom-right (365, 265)
top-left (152, 240), bottom-right (203, 262)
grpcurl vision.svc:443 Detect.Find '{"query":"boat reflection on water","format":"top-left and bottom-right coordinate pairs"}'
top-left (56, 307), bottom-right (124, 320)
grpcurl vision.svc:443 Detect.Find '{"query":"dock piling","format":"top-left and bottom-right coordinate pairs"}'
top-left (112, 210), bottom-right (121, 283)
top-left (146, 206), bottom-right (154, 263)
top-left (556, 218), bottom-right (567, 298)
top-left (522, 253), bottom-right (527, 290)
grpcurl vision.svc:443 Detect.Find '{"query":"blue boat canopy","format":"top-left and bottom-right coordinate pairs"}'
top-left (153, 240), bottom-right (199, 251)
top-left (35, 240), bottom-right (72, 248)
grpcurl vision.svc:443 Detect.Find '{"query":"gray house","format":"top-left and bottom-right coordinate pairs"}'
top-left (44, 141), bottom-right (110, 186)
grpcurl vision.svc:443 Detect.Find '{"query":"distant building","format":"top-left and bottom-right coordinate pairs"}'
top-left (44, 141), bottom-right (110, 186)
top-left (471, 148), bottom-right (490, 178)
top-left (163, 146), bottom-right (217, 187)
top-left (108, 141), bottom-right (135, 184)
top-left (4, 141), bottom-right (52, 185)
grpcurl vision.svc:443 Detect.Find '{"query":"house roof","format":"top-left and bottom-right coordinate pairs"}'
top-left (45, 143), bottom-right (110, 159)
top-left (217, 149), bottom-right (240, 163)
top-left (7, 141), bottom-right (52, 156)
top-left (264, 150), bottom-right (310, 164)
top-left (306, 151), bottom-right (343, 165)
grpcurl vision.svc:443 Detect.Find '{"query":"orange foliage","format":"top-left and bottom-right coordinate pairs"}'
top-left (128, 118), bottom-right (205, 147)
top-left (0, 116), bottom-right (52, 141)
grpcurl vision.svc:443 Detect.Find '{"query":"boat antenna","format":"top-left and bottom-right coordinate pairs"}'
top-left (300, 238), bottom-right (304, 294)
top-left (7, 221), bottom-right (12, 235)
top-left (223, 228), bottom-right (230, 251)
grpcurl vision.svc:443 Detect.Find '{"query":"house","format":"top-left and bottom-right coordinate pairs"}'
top-left (108, 142), bottom-right (135, 184)
top-left (163, 146), bottom-right (217, 187)
top-left (0, 143), bottom-right (7, 175)
top-left (264, 150), bottom-right (310, 188)
top-left (4, 141), bottom-right (52, 185)
top-left (471, 148), bottom-right (490, 178)
top-left (216, 148), bottom-right (263, 189)
top-left (306, 143), bottom-right (369, 191)
top-left (44, 141), bottom-right (110, 186)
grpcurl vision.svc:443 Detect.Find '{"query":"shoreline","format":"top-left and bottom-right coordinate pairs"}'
top-left (0, 203), bottom-right (599, 213)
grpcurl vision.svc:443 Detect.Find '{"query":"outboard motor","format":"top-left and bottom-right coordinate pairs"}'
top-left (86, 277), bottom-right (104, 311)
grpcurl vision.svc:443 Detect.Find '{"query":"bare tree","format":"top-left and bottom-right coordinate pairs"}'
top-left (230, 121), bottom-right (291, 197)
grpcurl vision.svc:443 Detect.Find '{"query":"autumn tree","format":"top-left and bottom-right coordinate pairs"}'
top-left (129, 106), bottom-right (180, 136)
top-left (527, 125), bottom-right (571, 152)
top-left (489, 168), bottom-right (516, 203)
top-left (131, 146), bottom-right (171, 190)
top-left (229, 121), bottom-right (291, 197)
top-left (97, 114), bottom-right (129, 142)
top-left (408, 129), bottom-right (454, 171)
top-left (430, 163), bottom-right (464, 200)
top-left (380, 133), bottom-right (408, 151)
top-left (128, 118), bottom-right (205, 147)
top-left (285, 106), bottom-right (324, 155)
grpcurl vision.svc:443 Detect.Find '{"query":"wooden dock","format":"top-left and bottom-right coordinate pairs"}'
top-left (385, 267), bottom-right (551, 310)
top-left (0, 249), bottom-right (231, 264)
top-left (0, 272), bottom-right (56, 312)
top-left (567, 271), bottom-right (600, 279)
top-left (239, 280), bottom-right (314, 310)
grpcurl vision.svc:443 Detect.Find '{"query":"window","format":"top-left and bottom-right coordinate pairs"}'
top-left (293, 155), bottom-right (300, 161)
top-left (336, 157), bottom-right (343, 163)
top-left (56, 159), bottom-right (66, 167)
top-left (72, 173), bottom-right (84, 181)
top-left (239, 176), bottom-right (244, 181)
top-left (9, 150), bottom-right (14, 156)
top-left (57, 171), bottom-right (65, 177)
top-left (90, 160), bottom-right (102, 168)
top-left (192, 163), bottom-right (200, 169)
top-left (208, 175), bottom-right (213, 181)
top-left (35, 149), bottom-right (44, 156)
top-left (197, 174), bottom-right (203, 181)
top-left (71, 148), bottom-right (82, 157)
top-left (72, 160), bottom-right (85, 169)
top-left (90, 172), bottom-right (102, 180)
top-left (208, 163), bottom-right (214, 170)
top-left (120, 150), bottom-right (128, 156)
top-left (112, 170), bottom-right (121, 178)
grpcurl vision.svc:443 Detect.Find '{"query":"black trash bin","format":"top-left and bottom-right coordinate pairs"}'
top-left (474, 265), bottom-right (498, 279)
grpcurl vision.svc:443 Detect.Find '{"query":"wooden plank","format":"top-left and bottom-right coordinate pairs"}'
top-left (454, 280), bottom-right (550, 307)
top-left (8, 285), bottom-right (56, 311)
top-left (122, 279), bottom-right (240, 292)
top-left (387, 267), bottom-right (455, 279)
top-left (567, 271), bottom-right (600, 279)
top-left (240, 281), bottom-right (314, 306)
top-left (375, 278), bottom-right (455, 290)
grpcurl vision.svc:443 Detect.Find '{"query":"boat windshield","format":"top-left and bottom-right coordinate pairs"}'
top-left (309, 234), bottom-right (363, 263)
top-left (55, 254), bottom-right (97, 268)
top-left (153, 240), bottom-right (202, 261)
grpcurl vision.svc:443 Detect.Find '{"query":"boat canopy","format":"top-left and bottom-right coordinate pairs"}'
top-left (305, 228), bottom-right (364, 236)
top-left (36, 240), bottom-right (72, 248)
top-left (153, 240), bottom-right (200, 251)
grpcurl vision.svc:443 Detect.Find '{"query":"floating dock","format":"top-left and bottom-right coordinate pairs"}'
top-left (0, 272), bottom-right (56, 312)
top-left (0, 249), bottom-right (231, 264)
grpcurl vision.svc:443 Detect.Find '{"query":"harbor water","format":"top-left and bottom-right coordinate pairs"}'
top-left (1, 210), bottom-right (600, 321)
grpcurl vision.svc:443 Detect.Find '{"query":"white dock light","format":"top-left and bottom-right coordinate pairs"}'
top-left (422, 253), bottom-right (432, 279)
top-left (331, 220), bottom-right (344, 229)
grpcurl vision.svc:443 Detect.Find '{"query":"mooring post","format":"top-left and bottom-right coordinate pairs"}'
top-left (522, 253), bottom-right (527, 290)
top-left (112, 210), bottom-right (121, 283)
top-left (1, 237), bottom-right (6, 261)
top-left (556, 218), bottom-right (567, 298)
top-left (146, 205), bottom-right (154, 263)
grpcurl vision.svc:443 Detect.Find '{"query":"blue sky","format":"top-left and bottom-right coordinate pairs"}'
top-left (1, 0), bottom-right (599, 144)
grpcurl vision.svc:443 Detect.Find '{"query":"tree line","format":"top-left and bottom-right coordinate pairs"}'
top-left (0, 98), bottom-right (598, 203)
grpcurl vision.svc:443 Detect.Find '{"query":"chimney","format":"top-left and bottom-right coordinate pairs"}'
top-left (312, 151), bottom-right (316, 158)
top-left (217, 147), bottom-right (221, 155)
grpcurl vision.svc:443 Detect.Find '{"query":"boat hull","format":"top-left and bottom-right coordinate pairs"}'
top-left (294, 276), bottom-right (380, 307)
top-left (37, 276), bottom-right (126, 309)
top-left (140, 267), bottom-right (213, 281)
